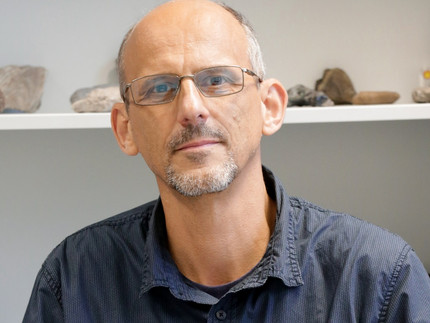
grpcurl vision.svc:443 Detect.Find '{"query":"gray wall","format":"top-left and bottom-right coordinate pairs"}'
top-left (2, 0), bottom-right (429, 113)
top-left (1, 121), bottom-right (430, 321)
top-left (1, 0), bottom-right (429, 321)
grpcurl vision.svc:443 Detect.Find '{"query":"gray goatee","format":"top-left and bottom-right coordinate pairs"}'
top-left (165, 124), bottom-right (238, 197)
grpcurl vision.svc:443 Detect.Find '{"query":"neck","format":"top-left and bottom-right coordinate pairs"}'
top-left (158, 164), bottom-right (276, 286)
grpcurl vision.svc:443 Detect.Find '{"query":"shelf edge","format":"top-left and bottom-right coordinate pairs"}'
top-left (0, 113), bottom-right (112, 130)
top-left (284, 104), bottom-right (430, 124)
top-left (1, 104), bottom-right (429, 130)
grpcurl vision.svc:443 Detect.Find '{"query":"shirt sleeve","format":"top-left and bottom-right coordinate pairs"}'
top-left (23, 266), bottom-right (64, 323)
top-left (379, 248), bottom-right (430, 322)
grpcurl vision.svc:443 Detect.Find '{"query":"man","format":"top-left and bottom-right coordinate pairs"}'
top-left (24, 0), bottom-right (430, 322)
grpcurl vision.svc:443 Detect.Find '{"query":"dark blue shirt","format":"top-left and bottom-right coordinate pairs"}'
top-left (24, 168), bottom-right (430, 322)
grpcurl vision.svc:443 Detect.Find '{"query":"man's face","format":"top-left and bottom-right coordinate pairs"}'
top-left (122, 1), bottom-right (265, 197)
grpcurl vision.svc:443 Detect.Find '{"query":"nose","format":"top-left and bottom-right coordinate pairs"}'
top-left (175, 77), bottom-right (210, 127)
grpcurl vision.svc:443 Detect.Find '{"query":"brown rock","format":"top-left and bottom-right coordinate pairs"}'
top-left (0, 65), bottom-right (46, 113)
top-left (315, 68), bottom-right (356, 104)
top-left (412, 87), bottom-right (430, 103)
top-left (352, 91), bottom-right (400, 105)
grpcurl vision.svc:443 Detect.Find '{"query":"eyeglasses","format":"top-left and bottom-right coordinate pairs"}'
top-left (123, 65), bottom-right (262, 106)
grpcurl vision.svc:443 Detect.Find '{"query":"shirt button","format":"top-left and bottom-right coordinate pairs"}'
top-left (216, 310), bottom-right (227, 320)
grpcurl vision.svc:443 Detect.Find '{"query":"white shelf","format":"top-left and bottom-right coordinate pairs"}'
top-left (285, 103), bottom-right (430, 124)
top-left (0, 113), bottom-right (111, 130)
top-left (0, 104), bottom-right (429, 130)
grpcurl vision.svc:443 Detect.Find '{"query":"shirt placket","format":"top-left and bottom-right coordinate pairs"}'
top-left (207, 295), bottom-right (236, 323)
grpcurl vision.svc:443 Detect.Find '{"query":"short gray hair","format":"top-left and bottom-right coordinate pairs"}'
top-left (217, 2), bottom-right (265, 79)
top-left (117, 1), bottom-right (265, 103)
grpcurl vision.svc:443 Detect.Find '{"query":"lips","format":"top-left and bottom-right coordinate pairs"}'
top-left (167, 124), bottom-right (226, 154)
top-left (175, 139), bottom-right (220, 151)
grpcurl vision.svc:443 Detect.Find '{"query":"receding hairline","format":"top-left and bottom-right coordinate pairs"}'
top-left (117, 0), bottom-right (265, 102)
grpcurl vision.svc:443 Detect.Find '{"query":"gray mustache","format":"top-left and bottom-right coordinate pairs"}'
top-left (168, 124), bottom-right (226, 152)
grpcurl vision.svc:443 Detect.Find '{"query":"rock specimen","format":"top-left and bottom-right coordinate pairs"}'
top-left (0, 65), bottom-right (46, 113)
top-left (70, 84), bottom-right (122, 113)
top-left (412, 87), bottom-right (430, 103)
top-left (315, 68), bottom-right (356, 104)
top-left (316, 68), bottom-right (401, 105)
top-left (287, 84), bottom-right (334, 107)
top-left (0, 89), bottom-right (5, 111)
top-left (352, 91), bottom-right (400, 105)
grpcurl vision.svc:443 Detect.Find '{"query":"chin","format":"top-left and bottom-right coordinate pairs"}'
top-left (165, 157), bottom-right (238, 197)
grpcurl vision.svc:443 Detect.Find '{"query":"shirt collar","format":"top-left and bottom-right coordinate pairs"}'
top-left (139, 166), bottom-right (303, 301)
top-left (257, 166), bottom-right (304, 286)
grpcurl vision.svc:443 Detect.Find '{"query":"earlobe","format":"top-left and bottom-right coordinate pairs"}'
top-left (111, 102), bottom-right (138, 156)
top-left (260, 79), bottom-right (288, 136)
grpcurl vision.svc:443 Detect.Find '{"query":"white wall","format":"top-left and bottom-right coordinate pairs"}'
top-left (1, 0), bottom-right (429, 321)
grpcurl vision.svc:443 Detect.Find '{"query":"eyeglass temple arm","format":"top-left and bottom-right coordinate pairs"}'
top-left (242, 68), bottom-right (263, 82)
top-left (121, 84), bottom-right (131, 102)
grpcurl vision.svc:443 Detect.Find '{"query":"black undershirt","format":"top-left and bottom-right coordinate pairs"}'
top-left (183, 267), bottom-right (255, 299)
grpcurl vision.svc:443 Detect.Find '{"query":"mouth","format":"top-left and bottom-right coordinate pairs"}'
top-left (168, 124), bottom-right (227, 155)
top-left (175, 139), bottom-right (221, 152)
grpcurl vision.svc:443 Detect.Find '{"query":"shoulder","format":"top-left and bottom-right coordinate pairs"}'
top-left (289, 197), bottom-right (430, 320)
top-left (65, 200), bottom-right (156, 245)
top-left (290, 196), bottom-right (408, 251)
top-left (289, 196), bottom-right (412, 278)
top-left (76, 200), bottom-right (157, 233)
top-left (42, 200), bottom-right (158, 275)
top-left (26, 200), bottom-right (159, 316)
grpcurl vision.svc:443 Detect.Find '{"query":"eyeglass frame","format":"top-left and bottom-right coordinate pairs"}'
top-left (122, 65), bottom-right (263, 106)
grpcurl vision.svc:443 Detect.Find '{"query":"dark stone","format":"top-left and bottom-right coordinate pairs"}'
top-left (287, 84), bottom-right (334, 107)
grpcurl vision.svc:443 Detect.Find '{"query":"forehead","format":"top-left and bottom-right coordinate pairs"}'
top-left (122, 1), bottom-right (250, 79)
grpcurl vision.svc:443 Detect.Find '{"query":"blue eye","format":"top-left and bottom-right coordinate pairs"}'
top-left (147, 81), bottom-right (178, 96)
top-left (154, 84), bottom-right (169, 93)
top-left (209, 76), bottom-right (224, 86)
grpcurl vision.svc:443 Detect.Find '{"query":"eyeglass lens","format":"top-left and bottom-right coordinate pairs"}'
top-left (129, 66), bottom-right (245, 106)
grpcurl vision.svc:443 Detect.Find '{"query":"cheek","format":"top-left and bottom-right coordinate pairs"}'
top-left (222, 95), bottom-right (263, 153)
top-left (129, 111), bottom-right (171, 167)
top-left (232, 95), bottom-right (263, 133)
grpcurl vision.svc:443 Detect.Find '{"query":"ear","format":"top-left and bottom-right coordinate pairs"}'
top-left (111, 102), bottom-right (138, 156)
top-left (260, 79), bottom-right (288, 136)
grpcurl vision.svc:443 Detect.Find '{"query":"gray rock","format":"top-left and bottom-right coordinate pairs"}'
top-left (71, 85), bottom-right (121, 113)
top-left (412, 87), bottom-right (430, 103)
top-left (70, 84), bottom-right (116, 103)
top-left (287, 84), bottom-right (334, 107)
top-left (0, 65), bottom-right (46, 113)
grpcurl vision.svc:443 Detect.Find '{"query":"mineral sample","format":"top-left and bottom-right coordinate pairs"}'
top-left (315, 68), bottom-right (356, 104)
top-left (287, 84), bottom-right (334, 107)
top-left (412, 87), bottom-right (430, 103)
top-left (70, 84), bottom-right (121, 113)
top-left (352, 91), bottom-right (400, 105)
top-left (0, 89), bottom-right (5, 112)
top-left (0, 65), bottom-right (46, 113)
